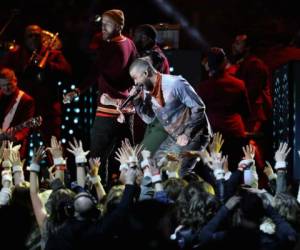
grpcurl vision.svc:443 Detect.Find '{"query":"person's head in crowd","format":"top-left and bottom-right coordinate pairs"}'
top-left (273, 192), bottom-right (300, 229)
top-left (231, 190), bottom-right (264, 229)
top-left (73, 192), bottom-right (100, 220)
top-left (101, 9), bottom-right (125, 41)
top-left (176, 181), bottom-right (219, 230)
top-left (45, 188), bottom-right (75, 226)
top-left (24, 24), bottom-right (42, 52)
top-left (129, 58), bottom-right (157, 91)
top-left (103, 184), bottom-right (125, 214)
top-left (0, 67), bottom-right (18, 95)
top-left (232, 34), bottom-right (248, 57)
top-left (182, 172), bottom-right (215, 195)
top-left (133, 24), bottom-right (157, 54)
top-left (11, 181), bottom-right (32, 211)
top-left (206, 47), bottom-right (227, 77)
top-left (125, 199), bottom-right (178, 250)
top-left (163, 178), bottom-right (188, 202)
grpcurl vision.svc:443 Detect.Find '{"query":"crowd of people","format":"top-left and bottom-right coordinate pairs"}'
top-left (1, 7), bottom-right (300, 250)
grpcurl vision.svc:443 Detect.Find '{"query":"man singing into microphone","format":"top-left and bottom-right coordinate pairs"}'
top-left (129, 58), bottom-right (212, 176)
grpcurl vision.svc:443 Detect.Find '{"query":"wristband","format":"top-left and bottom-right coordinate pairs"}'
top-left (151, 174), bottom-right (162, 183)
top-left (0, 188), bottom-right (11, 205)
top-left (2, 160), bottom-right (12, 169)
top-left (75, 155), bottom-right (87, 164)
top-left (224, 171), bottom-right (232, 181)
top-left (274, 161), bottom-right (286, 170)
top-left (141, 159), bottom-right (151, 169)
top-left (2, 171), bottom-right (12, 184)
top-left (55, 164), bottom-right (67, 171)
top-left (54, 157), bottom-right (66, 165)
top-left (28, 163), bottom-right (40, 173)
top-left (119, 163), bottom-right (129, 171)
top-left (90, 175), bottom-right (101, 184)
top-left (157, 156), bottom-right (167, 168)
top-left (143, 167), bottom-right (152, 178)
top-left (213, 169), bottom-right (225, 180)
top-left (238, 159), bottom-right (254, 169)
top-left (12, 165), bottom-right (23, 173)
top-left (128, 156), bottom-right (138, 164)
top-left (166, 171), bottom-right (179, 178)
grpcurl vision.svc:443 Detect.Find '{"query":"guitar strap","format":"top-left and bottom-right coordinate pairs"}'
top-left (2, 90), bottom-right (24, 131)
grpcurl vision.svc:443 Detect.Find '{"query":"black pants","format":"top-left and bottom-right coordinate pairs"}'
top-left (90, 115), bottom-right (133, 187)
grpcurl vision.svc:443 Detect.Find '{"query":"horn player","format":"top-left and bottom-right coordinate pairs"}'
top-left (0, 24), bottom-right (71, 147)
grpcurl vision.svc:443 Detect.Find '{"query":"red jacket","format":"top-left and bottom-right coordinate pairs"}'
top-left (197, 73), bottom-right (250, 138)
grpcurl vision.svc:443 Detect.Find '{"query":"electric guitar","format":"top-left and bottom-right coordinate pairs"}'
top-left (0, 116), bottom-right (43, 141)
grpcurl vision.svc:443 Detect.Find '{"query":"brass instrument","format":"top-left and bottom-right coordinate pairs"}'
top-left (0, 40), bottom-right (18, 54)
top-left (29, 31), bottom-right (60, 69)
top-left (41, 30), bottom-right (62, 50)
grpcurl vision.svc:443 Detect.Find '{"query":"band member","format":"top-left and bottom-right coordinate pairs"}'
top-left (229, 34), bottom-right (272, 176)
top-left (198, 47), bottom-right (250, 169)
top-left (0, 67), bottom-right (35, 156)
top-left (133, 24), bottom-right (170, 154)
top-left (0, 24), bottom-right (71, 146)
top-left (64, 9), bottom-right (137, 186)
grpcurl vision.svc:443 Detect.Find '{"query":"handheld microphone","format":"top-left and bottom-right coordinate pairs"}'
top-left (120, 85), bottom-right (143, 109)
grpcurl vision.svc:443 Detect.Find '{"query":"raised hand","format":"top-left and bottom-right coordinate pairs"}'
top-left (115, 145), bottom-right (130, 165)
top-left (242, 144), bottom-right (255, 160)
top-left (46, 136), bottom-right (63, 160)
top-left (210, 154), bottom-right (227, 180)
top-left (7, 141), bottom-right (21, 152)
top-left (10, 150), bottom-right (24, 167)
top-left (89, 157), bottom-right (101, 177)
top-left (67, 137), bottom-right (89, 163)
top-left (274, 142), bottom-right (291, 162)
top-left (32, 146), bottom-right (46, 164)
top-left (209, 132), bottom-right (224, 155)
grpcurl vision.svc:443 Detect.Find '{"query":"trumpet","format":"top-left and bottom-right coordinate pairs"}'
top-left (29, 31), bottom-right (59, 69)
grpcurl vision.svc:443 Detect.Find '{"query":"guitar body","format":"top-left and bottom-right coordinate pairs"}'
top-left (0, 116), bottom-right (43, 141)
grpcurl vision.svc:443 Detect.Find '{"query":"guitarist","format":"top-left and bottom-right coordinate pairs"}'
top-left (0, 67), bottom-right (35, 157)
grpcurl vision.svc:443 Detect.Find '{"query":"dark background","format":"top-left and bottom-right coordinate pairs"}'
top-left (1, 0), bottom-right (299, 63)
